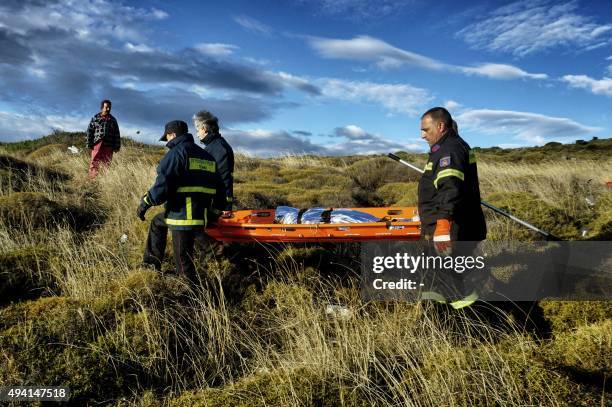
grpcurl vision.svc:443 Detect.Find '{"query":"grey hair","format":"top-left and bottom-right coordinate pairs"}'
top-left (193, 110), bottom-right (219, 133)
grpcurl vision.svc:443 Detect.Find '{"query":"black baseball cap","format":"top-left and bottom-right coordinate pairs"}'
top-left (160, 120), bottom-right (188, 141)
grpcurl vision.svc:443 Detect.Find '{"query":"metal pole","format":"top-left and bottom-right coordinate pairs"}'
top-left (387, 153), bottom-right (561, 241)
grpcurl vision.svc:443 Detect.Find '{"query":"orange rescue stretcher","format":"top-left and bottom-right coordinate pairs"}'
top-left (205, 207), bottom-right (422, 243)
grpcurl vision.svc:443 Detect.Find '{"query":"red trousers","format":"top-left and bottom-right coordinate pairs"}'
top-left (88, 142), bottom-right (114, 179)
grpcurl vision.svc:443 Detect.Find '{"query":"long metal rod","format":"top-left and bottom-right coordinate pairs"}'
top-left (387, 153), bottom-right (561, 241)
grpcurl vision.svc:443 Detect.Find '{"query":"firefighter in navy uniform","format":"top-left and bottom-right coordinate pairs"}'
top-left (193, 110), bottom-right (234, 215)
top-left (137, 120), bottom-right (226, 284)
top-left (417, 107), bottom-right (487, 308)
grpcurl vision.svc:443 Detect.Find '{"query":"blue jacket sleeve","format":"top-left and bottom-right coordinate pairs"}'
top-left (146, 149), bottom-right (183, 205)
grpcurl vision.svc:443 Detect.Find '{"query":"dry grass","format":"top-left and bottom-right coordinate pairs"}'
top-left (478, 160), bottom-right (611, 211)
top-left (0, 141), bottom-right (610, 405)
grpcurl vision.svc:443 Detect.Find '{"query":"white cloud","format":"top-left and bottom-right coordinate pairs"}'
top-left (309, 35), bottom-right (444, 70)
top-left (320, 79), bottom-right (433, 116)
top-left (233, 15), bottom-right (273, 36)
top-left (188, 85), bottom-right (211, 98)
top-left (219, 125), bottom-right (420, 157)
top-left (334, 124), bottom-right (369, 140)
top-left (124, 43), bottom-right (155, 53)
top-left (276, 71), bottom-right (321, 95)
top-left (222, 128), bottom-right (326, 156)
top-left (308, 35), bottom-right (548, 80)
top-left (456, 108), bottom-right (599, 145)
top-left (457, 0), bottom-right (612, 57)
top-left (460, 63), bottom-right (548, 80)
top-left (298, 0), bottom-right (414, 22)
top-left (443, 100), bottom-right (462, 111)
top-left (0, 111), bottom-right (63, 141)
top-left (0, 0), bottom-right (166, 43)
top-left (151, 8), bottom-right (169, 20)
top-left (328, 125), bottom-right (420, 154)
top-left (194, 43), bottom-right (239, 57)
top-left (562, 75), bottom-right (612, 98)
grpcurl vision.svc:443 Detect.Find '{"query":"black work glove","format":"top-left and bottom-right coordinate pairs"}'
top-left (137, 195), bottom-right (151, 221)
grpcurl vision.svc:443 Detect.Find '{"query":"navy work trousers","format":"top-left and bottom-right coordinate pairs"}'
top-left (143, 213), bottom-right (207, 284)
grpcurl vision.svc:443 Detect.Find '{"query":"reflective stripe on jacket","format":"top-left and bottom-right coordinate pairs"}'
top-left (145, 133), bottom-right (226, 230)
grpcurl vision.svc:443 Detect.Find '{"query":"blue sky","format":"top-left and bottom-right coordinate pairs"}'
top-left (0, 0), bottom-right (611, 155)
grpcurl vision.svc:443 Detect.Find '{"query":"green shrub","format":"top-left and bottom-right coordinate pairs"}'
top-left (276, 246), bottom-right (328, 270)
top-left (540, 301), bottom-right (612, 333)
top-left (545, 319), bottom-right (611, 375)
top-left (169, 367), bottom-right (363, 407)
top-left (411, 340), bottom-right (590, 406)
top-left (376, 182), bottom-right (418, 206)
top-left (346, 157), bottom-right (419, 193)
top-left (241, 280), bottom-right (314, 320)
top-left (234, 163), bottom-right (280, 183)
top-left (0, 245), bottom-right (54, 304)
top-left (0, 297), bottom-right (131, 400)
top-left (0, 154), bottom-right (70, 192)
top-left (486, 191), bottom-right (581, 239)
top-left (25, 143), bottom-right (70, 161)
top-left (280, 168), bottom-right (349, 187)
top-left (0, 192), bottom-right (61, 228)
top-left (286, 187), bottom-right (355, 207)
top-left (0, 192), bottom-right (98, 232)
top-left (587, 188), bottom-right (612, 240)
top-left (0, 131), bottom-right (84, 156)
top-left (0, 275), bottom-right (186, 402)
top-left (92, 269), bottom-right (189, 314)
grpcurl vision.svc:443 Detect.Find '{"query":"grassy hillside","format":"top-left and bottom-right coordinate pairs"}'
top-left (0, 132), bottom-right (610, 405)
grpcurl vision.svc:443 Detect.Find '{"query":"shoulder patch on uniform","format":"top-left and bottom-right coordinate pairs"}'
top-left (439, 155), bottom-right (451, 168)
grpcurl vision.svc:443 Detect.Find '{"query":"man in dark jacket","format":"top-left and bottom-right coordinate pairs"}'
top-left (137, 120), bottom-right (226, 283)
top-left (418, 107), bottom-right (486, 247)
top-left (193, 110), bottom-right (234, 214)
top-left (86, 99), bottom-right (120, 178)
top-left (418, 107), bottom-right (487, 308)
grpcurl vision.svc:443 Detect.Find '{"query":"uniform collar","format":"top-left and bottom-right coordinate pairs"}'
top-left (201, 132), bottom-right (220, 146)
top-left (430, 130), bottom-right (455, 153)
top-left (166, 132), bottom-right (194, 148)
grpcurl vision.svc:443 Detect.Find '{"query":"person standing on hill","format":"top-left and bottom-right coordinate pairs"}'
top-left (136, 120), bottom-right (226, 284)
top-left (86, 99), bottom-right (121, 179)
top-left (193, 110), bottom-right (234, 217)
top-left (418, 107), bottom-right (487, 308)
